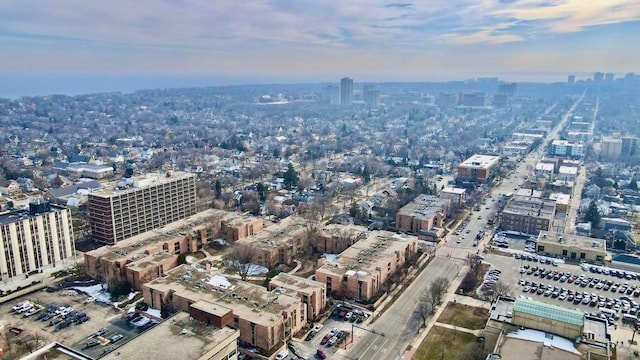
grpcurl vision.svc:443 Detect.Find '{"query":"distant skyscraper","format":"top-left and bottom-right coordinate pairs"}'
top-left (497, 82), bottom-right (517, 97)
top-left (340, 77), bottom-right (353, 106)
top-left (593, 72), bottom-right (604, 82)
top-left (322, 85), bottom-right (340, 105)
top-left (605, 73), bottom-right (614, 82)
top-left (362, 83), bottom-right (380, 108)
top-left (568, 75), bottom-right (575, 84)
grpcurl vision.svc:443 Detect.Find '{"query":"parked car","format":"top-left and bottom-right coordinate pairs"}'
top-left (109, 334), bottom-right (124, 343)
top-left (316, 348), bottom-right (327, 359)
top-left (84, 339), bottom-right (101, 349)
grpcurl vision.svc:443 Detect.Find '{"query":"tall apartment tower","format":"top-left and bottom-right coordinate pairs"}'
top-left (89, 171), bottom-right (197, 244)
top-left (568, 75), bottom-right (575, 84)
top-left (362, 83), bottom-right (380, 108)
top-left (340, 77), bottom-right (353, 106)
top-left (593, 72), bottom-right (604, 82)
top-left (322, 85), bottom-right (341, 105)
top-left (0, 200), bottom-right (75, 282)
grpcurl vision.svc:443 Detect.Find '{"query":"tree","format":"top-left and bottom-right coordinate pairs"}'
top-left (490, 281), bottom-right (512, 303)
top-left (283, 163), bottom-right (299, 189)
top-left (417, 292), bottom-right (434, 327)
top-left (630, 180), bottom-right (638, 191)
top-left (256, 182), bottom-right (267, 201)
top-left (428, 277), bottom-right (449, 310)
top-left (460, 271), bottom-right (478, 294)
top-left (584, 200), bottom-right (601, 229)
top-left (225, 243), bottom-right (260, 281)
top-left (215, 180), bottom-right (222, 199)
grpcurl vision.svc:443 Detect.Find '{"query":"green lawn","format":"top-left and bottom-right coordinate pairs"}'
top-left (413, 326), bottom-right (480, 360)
top-left (437, 302), bottom-right (488, 330)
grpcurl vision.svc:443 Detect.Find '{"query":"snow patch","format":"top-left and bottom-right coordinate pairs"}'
top-left (324, 254), bottom-right (337, 262)
top-left (507, 329), bottom-right (581, 355)
top-left (207, 274), bottom-right (233, 289)
top-left (144, 308), bottom-right (161, 319)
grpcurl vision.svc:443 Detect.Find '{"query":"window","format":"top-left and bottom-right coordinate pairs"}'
top-left (580, 253), bottom-right (586, 259)
top-left (562, 249), bottom-right (567, 256)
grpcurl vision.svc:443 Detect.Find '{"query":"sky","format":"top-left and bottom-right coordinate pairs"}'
top-left (1, 0), bottom-right (640, 97)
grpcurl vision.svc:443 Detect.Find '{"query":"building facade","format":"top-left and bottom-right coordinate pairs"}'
top-left (268, 273), bottom-right (327, 321)
top-left (0, 200), bottom-right (75, 282)
top-left (500, 196), bottom-right (556, 235)
top-left (456, 154), bottom-right (501, 183)
top-left (396, 195), bottom-right (450, 235)
top-left (340, 77), bottom-right (353, 106)
top-left (549, 140), bottom-right (584, 159)
top-left (88, 171), bottom-right (197, 244)
top-left (536, 231), bottom-right (607, 263)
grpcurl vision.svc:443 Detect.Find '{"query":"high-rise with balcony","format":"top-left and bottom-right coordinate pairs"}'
top-left (89, 171), bottom-right (197, 244)
top-left (340, 77), bottom-right (353, 106)
top-left (0, 199), bottom-right (75, 283)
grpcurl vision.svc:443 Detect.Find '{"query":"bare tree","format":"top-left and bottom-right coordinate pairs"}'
top-left (490, 281), bottom-right (512, 303)
top-left (417, 292), bottom-right (434, 327)
top-left (225, 243), bottom-right (260, 281)
top-left (429, 276), bottom-right (450, 307)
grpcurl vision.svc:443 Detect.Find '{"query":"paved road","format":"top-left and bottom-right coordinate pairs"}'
top-left (342, 256), bottom-right (462, 360)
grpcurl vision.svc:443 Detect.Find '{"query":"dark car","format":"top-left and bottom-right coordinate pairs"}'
top-left (84, 339), bottom-right (101, 349)
top-left (305, 331), bottom-right (317, 341)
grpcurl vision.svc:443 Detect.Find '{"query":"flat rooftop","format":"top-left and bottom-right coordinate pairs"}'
top-left (549, 193), bottom-right (570, 206)
top-left (89, 171), bottom-right (194, 197)
top-left (269, 272), bottom-right (325, 296)
top-left (145, 264), bottom-right (301, 327)
top-left (236, 216), bottom-right (307, 249)
top-left (459, 154), bottom-right (501, 169)
top-left (0, 203), bottom-right (67, 226)
top-left (535, 162), bottom-right (555, 171)
top-left (558, 166), bottom-right (578, 175)
top-left (537, 231), bottom-right (606, 252)
top-left (503, 196), bottom-right (556, 218)
top-left (441, 187), bottom-right (466, 195)
top-left (397, 194), bottom-right (449, 220)
top-left (102, 311), bottom-right (238, 360)
top-left (85, 209), bottom-right (229, 262)
top-left (318, 230), bottom-right (417, 281)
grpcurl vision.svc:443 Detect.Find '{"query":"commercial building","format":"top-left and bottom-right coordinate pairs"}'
top-left (340, 77), bottom-right (353, 106)
top-left (458, 92), bottom-right (486, 107)
top-left (549, 140), bottom-right (584, 159)
top-left (235, 216), bottom-right (309, 268)
top-left (395, 195), bottom-right (450, 235)
top-left (534, 162), bottom-right (554, 180)
top-left (85, 209), bottom-right (227, 290)
top-left (102, 311), bottom-right (239, 360)
top-left (143, 264), bottom-right (305, 358)
top-left (0, 200), bottom-right (75, 283)
top-left (315, 230), bottom-right (418, 302)
top-left (536, 231), bottom-right (607, 263)
top-left (88, 171), bottom-right (197, 244)
top-left (456, 154), bottom-right (501, 183)
top-left (500, 195), bottom-right (556, 235)
top-left (601, 135), bottom-right (623, 160)
top-left (268, 272), bottom-right (326, 321)
top-left (64, 163), bottom-right (114, 179)
top-left (513, 297), bottom-right (584, 340)
top-left (363, 83), bottom-right (380, 108)
top-left (557, 166), bottom-right (578, 183)
top-left (439, 187), bottom-right (466, 207)
top-left (322, 85), bottom-right (340, 105)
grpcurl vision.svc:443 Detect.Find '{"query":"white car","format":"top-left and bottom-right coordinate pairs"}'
top-left (313, 324), bottom-right (324, 332)
top-left (275, 350), bottom-right (289, 360)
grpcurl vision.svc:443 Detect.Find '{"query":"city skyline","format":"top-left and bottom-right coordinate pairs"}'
top-left (1, 1), bottom-right (640, 97)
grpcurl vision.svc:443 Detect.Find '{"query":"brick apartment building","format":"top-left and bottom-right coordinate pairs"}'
top-left (88, 171), bottom-right (197, 244)
top-left (313, 224), bottom-right (367, 254)
top-left (235, 216), bottom-right (309, 268)
top-left (395, 195), bottom-right (450, 235)
top-left (84, 209), bottom-right (226, 290)
top-left (143, 264), bottom-right (305, 358)
top-left (315, 230), bottom-right (418, 302)
top-left (268, 272), bottom-right (327, 321)
top-left (456, 154), bottom-right (501, 183)
top-left (500, 195), bottom-right (557, 235)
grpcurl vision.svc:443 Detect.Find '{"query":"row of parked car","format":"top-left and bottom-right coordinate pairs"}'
top-left (479, 269), bottom-right (502, 295)
top-left (12, 301), bottom-right (90, 331)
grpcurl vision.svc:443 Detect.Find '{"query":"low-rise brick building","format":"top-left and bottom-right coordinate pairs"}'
top-left (500, 195), bottom-right (556, 235)
top-left (315, 230), bottom-right (418, 303)
top-left (268, 272), bottom-right (327, 321)
top-left (395, 195), bottom-right (450, 235)
top-left (142, 264), bottom-right (305, 359)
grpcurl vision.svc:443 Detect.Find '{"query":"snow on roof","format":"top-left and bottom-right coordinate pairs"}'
top-left (507, 328), bottom-right (581, 355)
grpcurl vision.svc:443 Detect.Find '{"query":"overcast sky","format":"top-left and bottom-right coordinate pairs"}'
top-left (2, 0), bottom-right (640, 95)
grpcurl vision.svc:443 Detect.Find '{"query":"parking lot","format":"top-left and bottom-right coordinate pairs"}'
top-left (289, 306), bottom-right (370, 359)
top-left (2, 286), bottom-right (155, 358)
top-left (483, 253), bottom-right (640, 329)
